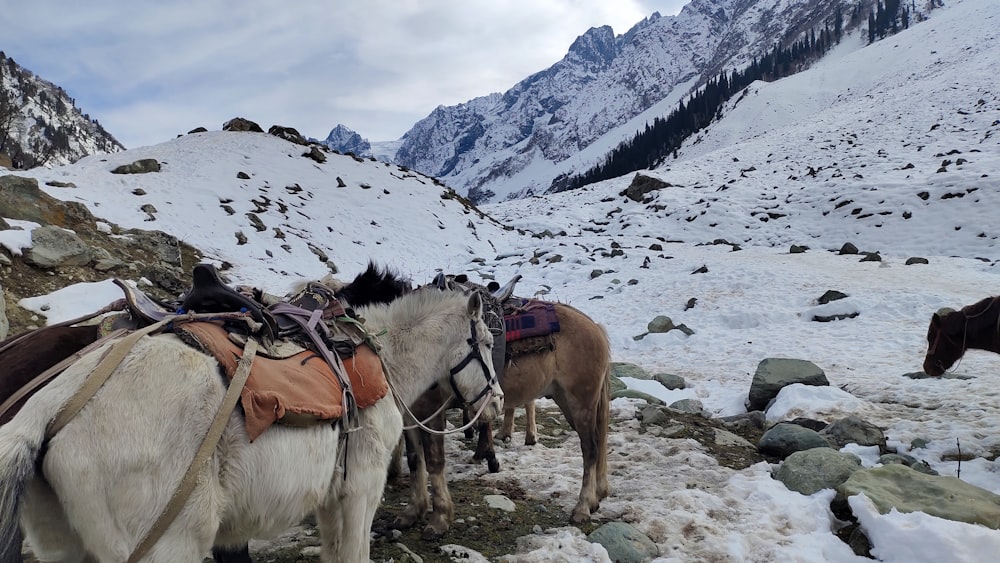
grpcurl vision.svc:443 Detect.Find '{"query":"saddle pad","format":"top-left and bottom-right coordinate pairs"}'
top-left (503, 299), bottom-right (560, 343)
top-left (175, 322), bottom-right (387, 441)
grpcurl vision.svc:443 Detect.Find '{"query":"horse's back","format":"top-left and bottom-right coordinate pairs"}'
top-left (502, 302), bottom-right (608, 407)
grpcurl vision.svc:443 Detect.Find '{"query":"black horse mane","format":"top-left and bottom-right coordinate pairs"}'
top-left (335, 261), bottom-right (413, 308)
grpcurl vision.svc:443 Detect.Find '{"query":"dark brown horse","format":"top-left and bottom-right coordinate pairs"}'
top-left (923, 296), bottom-right (1000, 376)
top-left (394, 300), bottom-right (611, 539)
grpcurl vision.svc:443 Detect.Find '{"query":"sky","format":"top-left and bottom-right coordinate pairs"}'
top-left (4, 0), bottom-right (1000, 560)
top-left (0, 1), bottom-right (687, 149)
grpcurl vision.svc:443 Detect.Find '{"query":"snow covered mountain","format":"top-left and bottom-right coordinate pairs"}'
top-left (317, 124), bottom-right (372, 158)
top-left (0, 52), bottom-right (123, 169)
top-left (391, 0), bottom-right (885, 204)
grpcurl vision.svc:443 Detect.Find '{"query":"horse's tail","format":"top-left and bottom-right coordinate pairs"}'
top-left (0, 399), bottom-right (51, 562)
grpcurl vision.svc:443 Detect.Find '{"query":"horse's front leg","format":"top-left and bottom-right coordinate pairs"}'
top-left (423, 424), bottom-right (455, 540)
top-left (496, 406), bottom-right (516, 442)
top-left (472, 420), bottom-right (500, 473)
top-left (391, 426), bottom-right (431, 530)
top-left (524, 399), bottom-right (537, 446)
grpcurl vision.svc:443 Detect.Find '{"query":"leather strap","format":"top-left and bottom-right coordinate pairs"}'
top-left (127, 337), bottom-right (258, 563)
top-left (46, 319), bottom-right (172, 439)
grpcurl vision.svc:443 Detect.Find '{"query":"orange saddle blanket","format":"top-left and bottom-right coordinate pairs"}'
top-left (176, 321), bottom-right (388, 441)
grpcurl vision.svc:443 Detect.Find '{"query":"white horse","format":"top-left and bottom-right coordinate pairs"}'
top-left (0, 288), bottom-right (502, 562)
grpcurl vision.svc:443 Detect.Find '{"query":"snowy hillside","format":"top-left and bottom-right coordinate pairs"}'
top-left (5, 0), bottom-right (1000, 560)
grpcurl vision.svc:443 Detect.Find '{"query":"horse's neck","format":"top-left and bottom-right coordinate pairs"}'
top-left (363, 310), bottom-right (453, 408)
top-left (965, 299), bottom-right (1000, 352)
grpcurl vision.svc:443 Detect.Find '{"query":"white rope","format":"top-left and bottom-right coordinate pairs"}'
top-left (384, 362), bottom-right (495, 436)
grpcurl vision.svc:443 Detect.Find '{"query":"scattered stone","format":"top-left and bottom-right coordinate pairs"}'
top-left (838, 242), bottom-right (859, 255)
top-left (759, 422), bottom-right (832, 459)
top-left (838, 464), bottom-right (1000, 529)
top-left (111, 158), bottom-right (161, 174)
top-left (587, 522), bottom-right (659, 563)
top-left (747, 358), bottom-right (829, 411)
top-left (775, 448), bottom-right (862, 495)
top-left (905, 257), bottom-right (929, 265)
top-left (484, 494), bottom-right (516, 512)
top-left (222, 117), bottom-right (264, 133)
top-left (817, 290), bottom-right (848, 304)
top-left (819, 415), bottom-right (886, 450)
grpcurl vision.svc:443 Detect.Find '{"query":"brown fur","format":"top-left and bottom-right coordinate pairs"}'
top-left (924, 296), bottom-right (1000, 376)
top-left (394, 302), bottom-right (611, 538)
top-left (0, 325), bottom-right (101, 425)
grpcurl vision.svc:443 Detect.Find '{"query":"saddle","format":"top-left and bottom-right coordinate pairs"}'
top-left (0, 264), bottom-right (386, 438)
top-left (502, 297), bottom-right (560, 360)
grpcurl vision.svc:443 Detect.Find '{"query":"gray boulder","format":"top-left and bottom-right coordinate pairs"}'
top-left (23, 225), bottom-right (91, 269)
top-left (759, 422), bottom-right (831, 459)
top-left (820, 415), bottom-right (886, 450)
top-left (774, 448), bottom-right (863, 495)
top-left (587, 522), bottom-right (658, 563)
top-left (747, 358), bottom-right (829, 411)
top-left (838, 464), bottom-right (1000, 529)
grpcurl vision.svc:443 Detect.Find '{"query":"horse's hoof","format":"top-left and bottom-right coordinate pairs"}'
top-left (391, 513), bottom-right (419, 530)
top-left (496, 433), bottom-right (511, 443)
top-left (524, 435), bottom-right (537, 446)
top-left (487, 456), bottom-right (500, 473)
top-left (421, 524), bottom-right (448, 541)
top-left (570, 507), bottom-right (591, 524)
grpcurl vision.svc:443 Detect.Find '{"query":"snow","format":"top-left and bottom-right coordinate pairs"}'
top-left (4, 0), bottom-right (1000, 560)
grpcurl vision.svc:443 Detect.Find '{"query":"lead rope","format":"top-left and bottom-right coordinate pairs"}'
top-left (127, 336), bottom-right (258, 563)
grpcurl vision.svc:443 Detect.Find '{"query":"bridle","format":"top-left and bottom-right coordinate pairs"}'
top-left (928, 297), bottom-right (1000, 374)
top-left (397, 315), bottom-right (499, 435)
top-left (448, 318), bottom-right (497, 406)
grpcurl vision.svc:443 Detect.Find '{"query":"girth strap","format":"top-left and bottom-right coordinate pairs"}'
top-left (127, 337), bottom-right (258, 563)
top-left (46, 318), bottom-right (173, 439)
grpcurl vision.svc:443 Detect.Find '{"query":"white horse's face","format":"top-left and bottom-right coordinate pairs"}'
top-left (449, 293), bottom-right (504, 422)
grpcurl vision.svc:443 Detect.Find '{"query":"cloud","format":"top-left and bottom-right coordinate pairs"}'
top-left (2, 0), bottom-right (688, 147)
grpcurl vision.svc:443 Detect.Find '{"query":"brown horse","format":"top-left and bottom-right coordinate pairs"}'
top-left (923, 296), bottom-right (1000, 376)
top-left (393, 300), bottom-right (611, 538)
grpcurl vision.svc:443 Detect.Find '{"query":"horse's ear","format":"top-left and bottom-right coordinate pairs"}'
top-left (486, 281), bottom-right (500, 292)
top-left (432, 272), bottom-right (447, 290)
top-left (454, 274), bottom-right (469, 283)
top-left (932, 307), bottom-right (956, 325)
top-left (467, 291), bottom-right (484, 317)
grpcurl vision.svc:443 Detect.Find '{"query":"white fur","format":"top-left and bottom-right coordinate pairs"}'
top-left (0, 289), bottom-right (502, 562)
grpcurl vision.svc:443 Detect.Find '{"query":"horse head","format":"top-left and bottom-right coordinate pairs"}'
top-left (447, 291), bottom-right (504, 423)
top-left (923, 307), bottom-right (962, 376)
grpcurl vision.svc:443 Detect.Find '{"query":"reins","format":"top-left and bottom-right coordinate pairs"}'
top-left (935, 297), bottom-right (1000, 374)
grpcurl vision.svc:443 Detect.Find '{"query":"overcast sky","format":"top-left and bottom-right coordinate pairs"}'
top-left (2, 1), bottom-right (688, 149)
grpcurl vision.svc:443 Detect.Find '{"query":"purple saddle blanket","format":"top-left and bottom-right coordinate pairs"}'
top-left (503, 299), bottom-right (559, 342)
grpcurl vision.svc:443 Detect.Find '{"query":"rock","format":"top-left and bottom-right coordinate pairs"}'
top-left (747, 358), bottom-right (829, 411)
top-left (669, 398), bottom-right (705, 416)
top-left (647, 315), bottom-right (674, 333)
top-left (111, 158), bottom-right (161, 174)
top-left (612, 389), bottom-right (665, 405)
top-left (587, 522), bottom-right (658, 563)
top-left (620, 173), bottom-right (672, 202)
top-left (484, 494), bottom-right (516, 512)
top-left (878, 453), bottom-right (938, 475)
top-left (774, 448), bottom-right (863, 495)
top-left (611, 362), bottom-right (652, 380)
top-left (223, 117), bottom-right (264, 133)
top-left (0, 281), bottom-right (7, 340)
top-left (817, 290), bottom-right (848, 304)
top-left (838, 242), bottom-right (859, 255)
top-left (905, 257), bottom-right (929, 265)
top-left (819, 415), bottom-right (886, 450)
top-left (838, 464), bottom-right (1000, 529)
top-left (22, 225), bottom-right (91, 269)
top-left (758, 422), bottom-right (832, 459)
top-left (654, 372), bottom-right (686, 390)
top-left (268, 125), bottom-right (309, 145)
